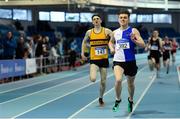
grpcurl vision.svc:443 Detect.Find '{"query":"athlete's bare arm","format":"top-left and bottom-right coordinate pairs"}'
top-left (158, 37), bottom-right (163, 52)
top-left (145, 38), bottom-right (151, 51)
top-left (104, 28), bottom-right (112, 38)
top-left (81, 30), bottom-right (90, 60)
top-left (131, 28), bottom-right (145, 48)
top-left (108, 31), bottom-right (115, 54)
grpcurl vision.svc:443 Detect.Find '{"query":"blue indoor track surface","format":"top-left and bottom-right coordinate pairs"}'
top-left (0, 52), bottom-right (180, 119)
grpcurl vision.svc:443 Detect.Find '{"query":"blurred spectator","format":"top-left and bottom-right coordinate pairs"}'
top-left (35, 35), bottom-right (43, 57)
top-left (70, 38), bottom-right (78, 52)
top-left (34, 35), bottom-right (43, 74)
top-left (68, 38), bottom-right (78, 70)
top-left (15, 36), bottom-right (26, 59)
top-left (14, 19), bottom-right (24, 31)
top-left (63, 37), bottom-right (69, 55)
top-left (74, 23), bottom-right (90, 37)
top-left (0, 31), bottom-right (4, 59)
top-left (68, 49), bottom-right (77, 71)
top-left (55, 31), bottom-right (62, 42)
top-left (137, 24), bottom-right (149, 39)
top-left (23, 47), bottom-right (30, 59)
top-left (57, 37), bottom-right (64, 56)
top-left (36, 20), bottom-right (54, 32)
top-left (26, 36), bottom-right (35, 58)
top-left (49, 44), bottom-right (60, 73)
top-left (42, 36), bottom-right (50, 58)
top-left (3, 31), bottom-right (17, 59)
top-left (42, 36), bottom-right (51, 73)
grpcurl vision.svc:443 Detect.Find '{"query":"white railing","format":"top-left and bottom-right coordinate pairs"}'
top-left (0, 53), bottom-right (83, 83)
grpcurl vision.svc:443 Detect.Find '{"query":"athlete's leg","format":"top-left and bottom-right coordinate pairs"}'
top-left (171, 51), bottom-right (174, 63)
top-left (163, 60), bottom-right (166, 67)
top-left (99, 67), bottom-right (107, 99)
top-left (153, 56), bottom-right (160, 77)
top-left (151, 58), bottom-right (156, 66)
top-left (163, 56), bottom-right (166, 68)
top-left (114, 65), bottom-right (124, 100)
top-left (148, 59), bottom-right (154, 71)
top-left (155, 62), bottom-right (160, 77)
top-left (151, 57), bottom-right (157, 74)
top-left (90, 64), bottom-right (98, 82)
top-left (156, 61), bottom-right (161, 71)
top-left (127, 76), bottom-right (135, 113)
top-left (127, 76), bottom-right (135, 101)
top-left (98, 67), bottom-right (107, 106)
top-left (112, 65), bottom-right (124, 112)
top-left (166, 58), bottom-right (170, 74)
top-left (148, 55), bottom-right (153, 71)
top-left (172, 52), bottom-right (176, 63)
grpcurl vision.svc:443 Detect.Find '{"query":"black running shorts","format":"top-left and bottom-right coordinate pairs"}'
top-left (90, 59), bottom-right (109, 68)
top-left (113, 60), bottom-right (138, 76)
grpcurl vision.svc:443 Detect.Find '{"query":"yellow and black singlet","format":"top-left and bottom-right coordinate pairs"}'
top-left (89, 27), bottom-right (109, 60)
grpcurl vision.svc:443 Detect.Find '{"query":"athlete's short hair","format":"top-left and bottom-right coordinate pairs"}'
top-left (118, 9), bottom-right (130, 17)
top-left (91, 14), bottom-right (101, 20)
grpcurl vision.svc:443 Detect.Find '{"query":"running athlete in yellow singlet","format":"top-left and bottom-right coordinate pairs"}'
top-left (81, 14), bottom-right (112, 106)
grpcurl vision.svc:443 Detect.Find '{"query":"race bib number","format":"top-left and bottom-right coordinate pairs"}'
top-left (150, 45), bottom-right (158, 50)
top-left (164, 46), bottom-right (170, 50)
top-left (116, 42), bottom-right (130, 49)
top-left (95, 47), bottom-right (106, 55)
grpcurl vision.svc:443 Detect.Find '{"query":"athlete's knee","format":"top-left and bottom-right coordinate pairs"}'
top-left (127, 76), bottom-right (135, 85)
top-left (101, 78), bottom-right (106, 84)
top-left (151, 58), bottom-right (156, 64)
top-left (100, 80), bottom-right (106, 88)
top-left (116, 79), bottom-right (122, 84)
top-left (148, 61), bottom-right (154, 71)
top-left (156, 64), bottom-right (160, 69)
top-left (163, 62), bottom-right (166, 66)
top-left (90, 77), bottom-right (96, 82)
top-left (148, 59), bottom-right (152, 64)
top-left (127, 82), bottom-right (135, 89)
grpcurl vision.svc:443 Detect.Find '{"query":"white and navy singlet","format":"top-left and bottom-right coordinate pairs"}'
top-left (113, 27), bottom-right (136, 62)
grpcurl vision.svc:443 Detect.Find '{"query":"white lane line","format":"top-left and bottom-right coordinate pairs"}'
top-left (11, 61), bottom-right (146, 118)
top-left (68, 87), bottom-right (115, 119)
top-left (68, 65), bottom-right (148, 119)
top-left (0, 59), bottom-right (145, 95)
top-left (68, 82), bottom-right (124, 119)
top-left (12, 73), bottom-right (115, 119)
top-left (127, 53), bottom-right (180, 118)
top-left (126, 73), bottom-right (156, 119)
top-left (0, 70), bottom-right (88, 94)
top-left (0, 75), bottom-right (89, 105)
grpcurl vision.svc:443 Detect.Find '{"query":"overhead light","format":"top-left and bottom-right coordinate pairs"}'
top-left (128, 8), bottom-right (132, 13)
top-left (5, 0), bottom-right (8, 2)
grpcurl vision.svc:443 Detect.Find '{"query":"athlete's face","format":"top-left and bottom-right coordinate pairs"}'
top-left (172, 38), bottom-right (176, 42)
top-left (152, 31), bottom-right (159, 37)
top-left (92, 16), bottom-right (102, 26)
top-left (164, 36), bottom-right (169, 42)
top-left (118, 14), bottom-right (129, 27)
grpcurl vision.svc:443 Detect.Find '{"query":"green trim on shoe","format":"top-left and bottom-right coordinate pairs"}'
top-left (112, 100), bottom-right (121, 112)
top-left (128, 98), bottom-right (133, 113)
top-left (112, 104), bottom-right (119, 112)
